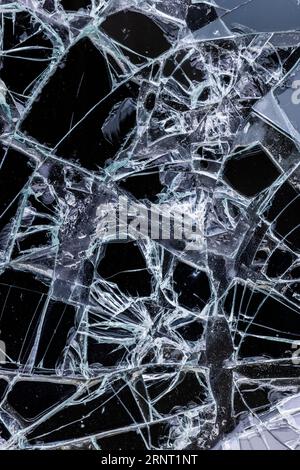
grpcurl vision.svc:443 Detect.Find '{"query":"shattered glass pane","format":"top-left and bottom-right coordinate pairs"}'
top-left (0, 0), bottom-right (299, 452)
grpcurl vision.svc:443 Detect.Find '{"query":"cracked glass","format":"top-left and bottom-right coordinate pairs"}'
top-left (0, 0), bottom-right (299, 451)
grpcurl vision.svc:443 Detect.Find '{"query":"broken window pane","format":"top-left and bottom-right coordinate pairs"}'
top-left (0, 0), bottom-right (299, 452)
